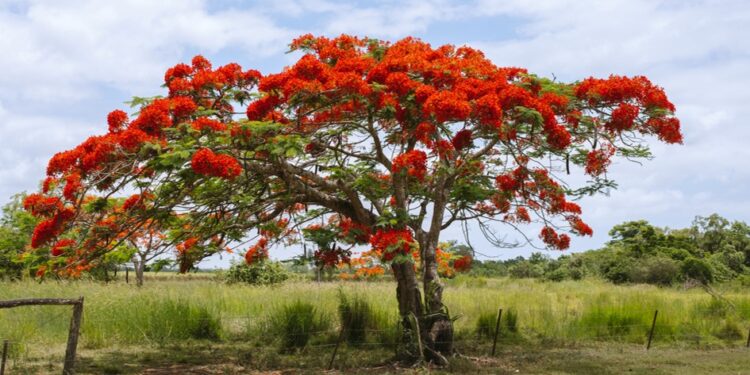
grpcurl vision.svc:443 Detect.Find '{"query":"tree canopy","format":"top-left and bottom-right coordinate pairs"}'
top-left (21, 34), bottom-right (682, 362)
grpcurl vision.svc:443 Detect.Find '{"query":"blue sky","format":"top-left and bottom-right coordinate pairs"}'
top-left (1, 0), bottom-right (749, 267)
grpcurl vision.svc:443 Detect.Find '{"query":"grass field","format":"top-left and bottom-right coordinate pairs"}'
top-left (1, 275), bottom-right (750, 373)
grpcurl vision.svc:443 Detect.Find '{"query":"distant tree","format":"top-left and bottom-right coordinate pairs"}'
top-left (0, 194), bottom-right (38, 279)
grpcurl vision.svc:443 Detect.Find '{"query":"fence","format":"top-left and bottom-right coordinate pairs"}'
top-left (0, 297), bottom-right (83, 375)
top-left (1, 303), bottom-right (750, 372)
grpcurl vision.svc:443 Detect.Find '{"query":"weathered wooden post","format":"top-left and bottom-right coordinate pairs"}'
top-left (491, 308), bottom-right (503, 356)
top-left (328, 318), bottom-right (347, 370)
top-left (646, 310), bottom-right (658, 350)
top-left (63, 297), bottom-right (84, 375)
top-left (1, 339), bottom-right (8, 375)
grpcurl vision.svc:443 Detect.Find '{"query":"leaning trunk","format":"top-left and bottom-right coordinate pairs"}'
top-left (391, 242), bottom-right (453, 365)
top-left (420, 238), bottom-right (453, 365)
top-left (415, 176), bottom-right (454, 364)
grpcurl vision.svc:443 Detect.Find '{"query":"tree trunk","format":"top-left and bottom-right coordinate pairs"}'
top-left (392, 261), bottom-right (424, 361)
top-left (420, 237), bottom-right (453, 365)
top-left (133, 255), bottom-right (146, 287)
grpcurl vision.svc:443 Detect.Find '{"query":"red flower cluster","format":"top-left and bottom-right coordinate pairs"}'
top-left (62, 173), bottom-right (81, 201)
top-left (107, 110), bottom-right (128, 133)
top-left (23, 194), bottom-right (62, 216)
top-left (51, 239), bottom-right (75, 257)
top-left (313, 247), bottom-right (351, 268)
top-left (370, 228), bottom-right (415, 262)
top-left (176, 237), bottom-right (199, 254)
top-left (190, 148), bottom-right (242, 179)
top-left (453, 255), bottom-right (472, 272)
top-left (245, 237), bottom-right (269, 264)
top-left (423, 90), bottom-right (472, 123)
top-left (569, 216), bottom-right (593, 236)
top-left (540, 226), bottom-right (571, 250)
top-left (451, 129), bottom-right (473, 151)
top-left (337, 216), bottom-right (371, 244)
top-left (575, 75), bottom-right (682, 143)
top-left (576, 75), bottom-right (675, 111)
top-left (31, 208), bottom-right (74, 248)
top-left (648, 117), bottom-right (683, 144)
top-left (392, 150), bottom-right (427, 181)
top-left (192, 117), bottom-right (226, 132)
top-left (607, 103), bottom-right (640, 132)
top-left (122, 194), bottom-right (143, 211)
top-left (585, 144), bottom-right (616, 176)
top-left (413, 122), bottom-right (436, 145)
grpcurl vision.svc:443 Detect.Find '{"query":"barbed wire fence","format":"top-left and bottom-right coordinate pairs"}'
top-left (2, 302), bottom-right (750, 372)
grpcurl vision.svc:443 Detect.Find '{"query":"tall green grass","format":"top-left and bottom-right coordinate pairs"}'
top-left (1, 276), bottom-right (750, 356)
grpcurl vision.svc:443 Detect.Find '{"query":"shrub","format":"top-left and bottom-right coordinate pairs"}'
top-left (681, 257), bottom-right (714, 284)
top-left (270, 300), bottom-right (330, 350)
top-left (509, 262), bottom-right (544, 279)
top-left (714, 319), bottom-right (744, 341)
top-left (628, 257), bottom-right (680, 286)
top-left (475, 311), bottom-right (496, 339)
top-left (225, 260), bottom-right (289, 285)
top-left (139, 300), bottom-right (222, 343)
top-left (544, 267), bottom-right (569, 282)
top-left (338, 291), bottom-right (375, 345)
top-left (503, 308), bottom-right (518, 333)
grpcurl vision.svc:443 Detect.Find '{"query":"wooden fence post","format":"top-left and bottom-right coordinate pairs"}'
top-left (328, 320), bottom-right (346, 370)
top-left (1, 339), bottom-right (8, 375)
top-left (125, 268), bottom-right (129, 284)
top-left (491, 308), bottom-right (503, 356)
top-left (646, 309), bottom-right (658, 350)
top-left (63, 297), bottom-right (84, 375)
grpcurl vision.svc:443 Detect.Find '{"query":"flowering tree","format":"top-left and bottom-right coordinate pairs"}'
top-left (24, 34), bottom-right (682, 363)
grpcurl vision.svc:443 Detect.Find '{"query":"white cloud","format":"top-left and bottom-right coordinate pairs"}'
top-left (0, 0), bottom-right (297, 102)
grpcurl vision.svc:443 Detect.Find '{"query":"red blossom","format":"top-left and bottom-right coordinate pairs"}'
top-left (607, 103), bottom-right (639, 132)
top-left (171, 96), bottom-right (198, 120)
top-left (392, 150), bottom-right (428, 181)
top-left (62, 173), bottom-right (81, 201)
top-left (191, 55), bottom-right (212, 71)
top-left (423, 90), bottom-right (472, 123)
top-left (414, 122), bottom-right (436, 145)
top-left (164, 63), bottom-right (193, 82)
top-left (451, 129), bottom-right (473, 151)
top-left (585, 144), bottom-right (616, 176)
top-left (540, 226), bottom-right (570, 250)
top-left (245, 237), bottom-right (269, 264)
top-left (453, 255), bottom-right (472, 272)
top-left (191, 148), bottom-right (242, 179)
top-left (24, 194), bottom-right (62, 216)
top-left (51, 239), bottom-right (75, 257)
top-left (370, 228), bottom-right (414, 262)
top-left (192, 117), bottom-right (227, 132)
top-left (516, 207), bottom-right (531, 222)
top-left (473, 94), bottom-right (503, 129)
top-left (648, 117), bottom-right (683, 144)
top-left (122, 194), bottom-right (143, 211)
top-left (569, 216), bottom-right (593, 236)
top-left (107, 110), bottom-right (128, 133)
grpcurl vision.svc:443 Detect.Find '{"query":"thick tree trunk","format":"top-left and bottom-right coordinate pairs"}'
top-left (392, 261), bottom-right (424, 362)
top-left (133, 255), bottom-right (146, 287)
top-left (420, 238), bottom-right (453, 365)
top-left (392, 243), bottom-right (453, 365)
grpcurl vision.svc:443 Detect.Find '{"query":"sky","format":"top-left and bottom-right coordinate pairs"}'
top-left (1, 0), bottom-right (748, 267)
